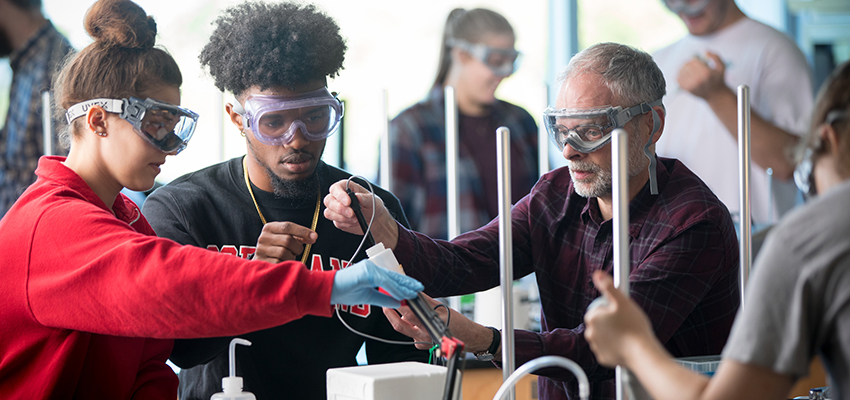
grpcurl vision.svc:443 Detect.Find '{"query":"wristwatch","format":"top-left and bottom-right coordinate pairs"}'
top-left (475, 327), bottom-right (501, 361)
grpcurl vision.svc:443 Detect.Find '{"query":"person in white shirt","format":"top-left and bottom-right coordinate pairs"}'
top-left (654, 0), bottom-right (813, 226)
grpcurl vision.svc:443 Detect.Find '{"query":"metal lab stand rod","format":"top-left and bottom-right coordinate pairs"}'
top-left (445, 86), bottom-right (461, 311)
top-left (379, 89), bottom-right (392, 192)
top-left (445, 86), bottom-right (460, 240)
top-left (497, 126), bottom-right (516, 399)
top-left (738, 85), bottom-right (752, 308)
top-left (216, 91), bottom-right (225, 163)
top-left (538, 83), bottom-right (551, 177)
top-left (42, 92), bottom-right (53, 157)
top-left (612, 129), bottom-right (630, 294)
top-left (612, 129), bottom-right (631, 400)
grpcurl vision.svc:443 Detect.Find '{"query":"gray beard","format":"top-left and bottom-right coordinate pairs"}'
top-left (570, 133), bottom-right (648, 199)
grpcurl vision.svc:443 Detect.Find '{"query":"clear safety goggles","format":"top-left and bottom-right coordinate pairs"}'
top-left (794, 110), bottom-right (849, 199)
top-left (232, 87), bottom-right (344, 146)
top-left (663, 0), bottom-right (712, 16)
top-left (794, 147), bottom-right (815, 199)
top-left (543, 99), bottom-right (663, 153)
top-left (449, 38), bottom-right (521, 77)
top-left (66, 97), bottom-right (199, 154)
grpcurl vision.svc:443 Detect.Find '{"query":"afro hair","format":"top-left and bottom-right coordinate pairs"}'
top-left (200, 2), bottom-right (347, 97)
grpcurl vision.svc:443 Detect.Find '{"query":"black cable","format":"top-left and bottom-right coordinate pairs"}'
top-left (337, 176), bottom-right (427, 346)
top-left (433, 303), bottom-right (451, 330)
top-left (344, 176), bottom-right (376, 259)
top-left (342, 176), bottom-right (466, 400)
top-left (335, 307), bottom-right (431, 346)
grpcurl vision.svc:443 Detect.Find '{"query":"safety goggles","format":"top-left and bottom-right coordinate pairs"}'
top-left (663, 0), bottom-right (712, 16)
top-left (66, 97), bottom-right (198, 154)
top-left (794, 110), bottom-right (849, 199)
top-left (232, 88), bottom-right (344, 146)
top-left (794, 147), bottom-right (816, 199)
top-left (543, 99), bottom-right (663, 153)
top-left (449, 39), bottom-right (521, 77)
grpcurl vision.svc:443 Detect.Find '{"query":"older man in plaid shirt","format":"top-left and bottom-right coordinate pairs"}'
top-left (0, 0), bottom-right (73, 217)
top-left (325, 42), bottom-right (739, 400)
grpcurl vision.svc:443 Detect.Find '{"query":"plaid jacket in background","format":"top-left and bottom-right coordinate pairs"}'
top-left (389, 86), bottom-right (539, 239)
top-left (0, 22), bottom-right (73, 217)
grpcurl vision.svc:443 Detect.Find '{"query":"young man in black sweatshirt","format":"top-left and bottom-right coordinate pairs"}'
top-left (142, 3), bottom-right (428, 399)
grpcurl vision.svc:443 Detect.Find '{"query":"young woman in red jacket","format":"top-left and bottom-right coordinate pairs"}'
top-left (0, 1), bottom-right (421, 399)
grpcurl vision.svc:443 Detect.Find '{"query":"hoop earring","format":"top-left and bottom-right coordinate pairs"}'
top-left (239, 130), bottom-right (246, 138)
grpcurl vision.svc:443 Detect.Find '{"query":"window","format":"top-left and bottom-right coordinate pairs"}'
top-left (40, 0), bottom-right (548, 184)
top-left (578, 0), bottom-right (686, 53)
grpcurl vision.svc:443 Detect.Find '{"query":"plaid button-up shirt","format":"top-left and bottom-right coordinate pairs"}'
top-left (389, 86), bottom-right (539, 239)
top-left (0, 22), bottom-right (73, 217)
top-left (396, 157), bottom-right (740, 400)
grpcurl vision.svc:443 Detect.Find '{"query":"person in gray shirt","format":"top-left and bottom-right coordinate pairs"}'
top-left (583, 59), bottom-right (850, 400)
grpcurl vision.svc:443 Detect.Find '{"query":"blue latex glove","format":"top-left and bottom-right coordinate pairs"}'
top-left (331, 259), bottom-right (424, 308)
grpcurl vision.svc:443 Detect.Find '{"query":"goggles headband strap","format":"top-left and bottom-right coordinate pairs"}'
top-left (65, 98), bottom-right (125, 124)
top-left (645, 104), bottom-right (662, 195)
top-left (632, 98), bottom-right (664, 195)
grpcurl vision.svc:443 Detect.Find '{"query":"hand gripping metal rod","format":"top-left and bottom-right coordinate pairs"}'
top-left (497, 126), bottom-right (516, 399)
top-left (738, 85), bottom-right (752, 308)
top-left (493, 356), bottom-right (589, 400)
top-left (42, 92), bottom-right (53, 157)
top-left (612, 129), bottom-right (637, 400)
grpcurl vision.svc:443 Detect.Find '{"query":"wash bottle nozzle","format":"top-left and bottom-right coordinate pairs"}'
top-left (211, 338), bottom-right (257, 400)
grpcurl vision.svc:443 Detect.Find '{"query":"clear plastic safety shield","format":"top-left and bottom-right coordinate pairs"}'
top-left (65, 97), bottom-right (199, 154)
top-left (122, 97), bottom-right (198, 154)
top-left (234, 88), bottom-right (344, 146)
top-left (449, 39), bottom-right (521, 77)
top-left (543, 99), bottom-right (663, 154)
top-left (543, 106), bottom-right (617, 153)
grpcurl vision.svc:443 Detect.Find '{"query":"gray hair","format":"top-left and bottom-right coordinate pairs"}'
top-left (556, 42), bottom-right (666, 107)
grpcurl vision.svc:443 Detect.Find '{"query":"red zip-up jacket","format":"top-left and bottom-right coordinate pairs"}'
top-left (0, 156), bottom-right (335, 399)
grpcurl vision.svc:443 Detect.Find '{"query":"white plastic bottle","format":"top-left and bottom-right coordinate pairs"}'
top-left (365, 242), bottom-right (405, 275)
top-left (210, 338), bottom-right (257, 400)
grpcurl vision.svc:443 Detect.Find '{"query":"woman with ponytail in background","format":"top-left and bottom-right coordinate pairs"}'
top-left (0, 1), bottom-right (422, 398)
top-left (389, 8), bottom-right (539, 239)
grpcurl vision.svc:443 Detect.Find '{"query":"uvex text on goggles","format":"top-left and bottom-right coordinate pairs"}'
top-left (794, 109), bottom-right (849, 199)
top-left (66, 97), bottom-right (199, 154)
top-left (448, 38), bottom-right (521, 77)
top-left (544, 99), bottom-right (664, 194)
top-left (232, 88), bottom-right (344, 146)
top-left (663, 0), bottom-right (712, 16)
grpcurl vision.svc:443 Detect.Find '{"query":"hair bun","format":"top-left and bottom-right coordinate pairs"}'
top-left (85, 0), bottom-right (157, 50)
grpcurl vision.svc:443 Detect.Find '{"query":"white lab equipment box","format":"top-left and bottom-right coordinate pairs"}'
top-left (326, 361), bottom-right (447, 400)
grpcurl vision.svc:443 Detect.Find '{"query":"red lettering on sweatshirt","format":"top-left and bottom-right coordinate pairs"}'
top-left (310, 254), bottom-right (323, 271)
top-left (239, 247), bottom-right (256, 259)
top-left (329, 257), bottom-right (350, 271)
top-left (206, 247), bottom-right (372, 317)
top-left (219, 245), bottom-right (238, 257)
top-left (349, 304), bottom-right (370, 318)
top-left (207, 244), bottom-right (256, 259)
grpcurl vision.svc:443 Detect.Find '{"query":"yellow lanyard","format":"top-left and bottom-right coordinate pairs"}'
top-left (243, 156), bottom-right (320, 265)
